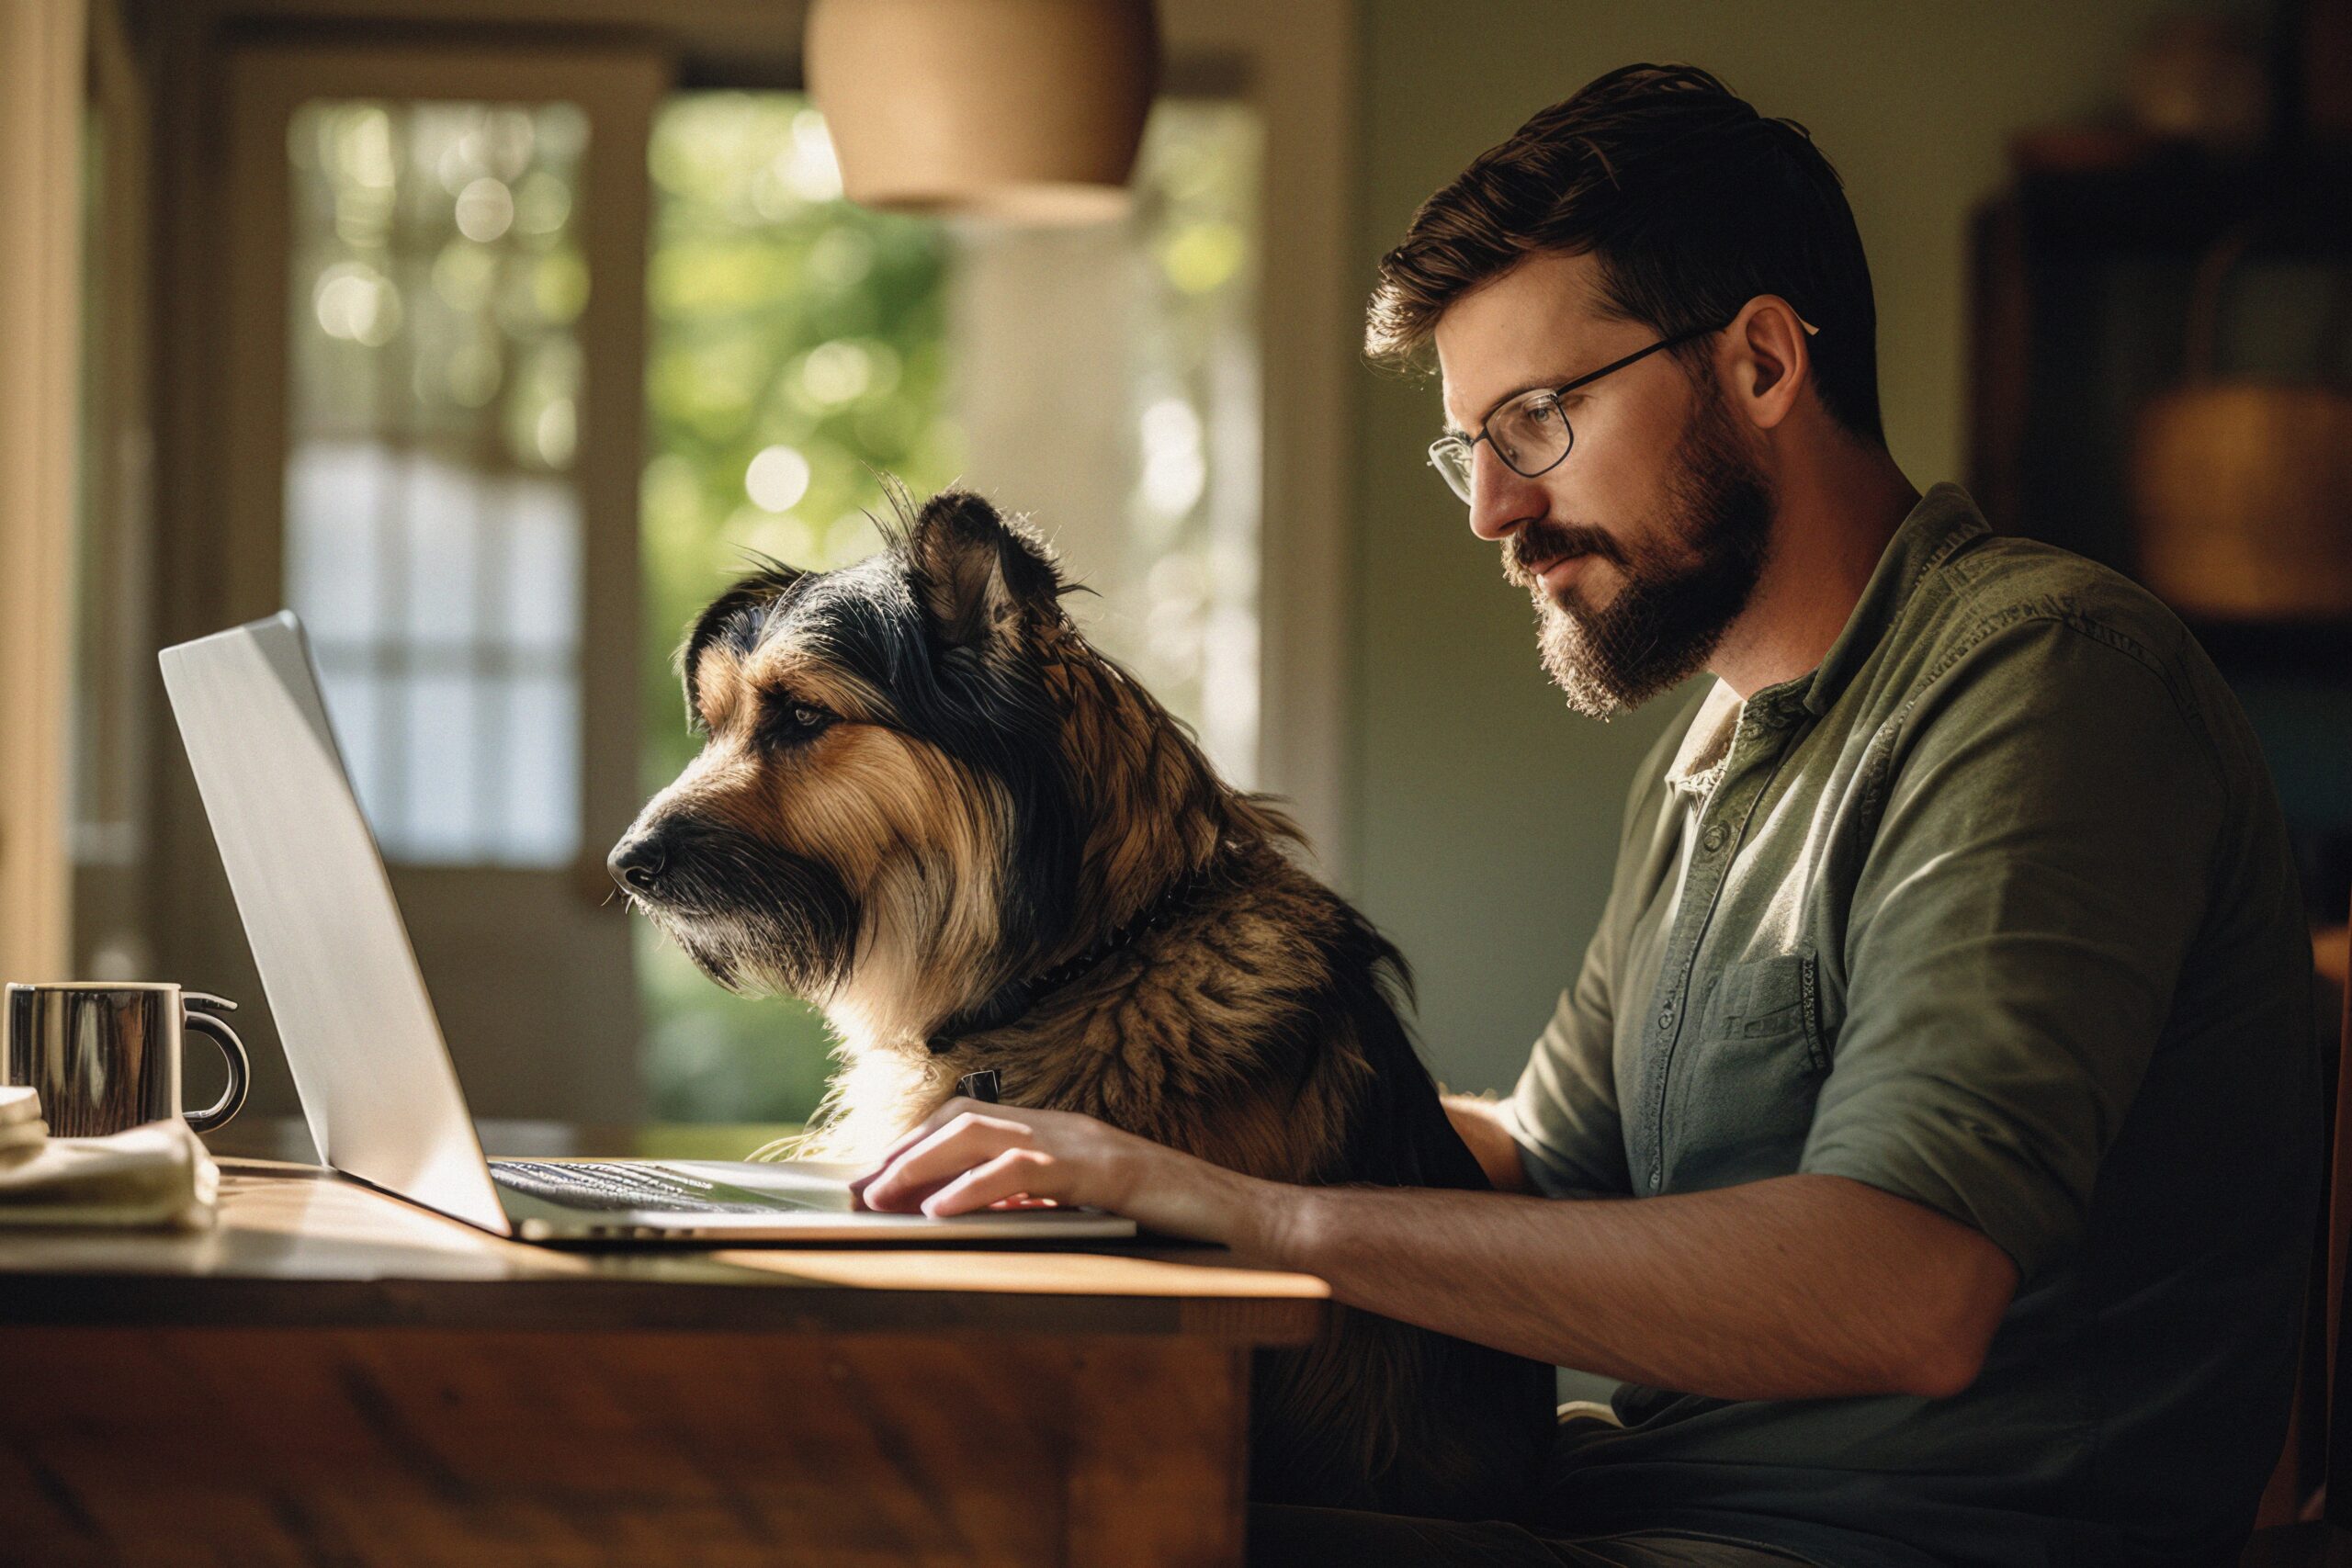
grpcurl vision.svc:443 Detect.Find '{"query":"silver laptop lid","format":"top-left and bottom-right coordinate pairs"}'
top-left (160, 612), bottom-right (510, 1235)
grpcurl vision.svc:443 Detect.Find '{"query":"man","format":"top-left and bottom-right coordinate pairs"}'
top-left (854, 63), bottom-right (2322, 1567)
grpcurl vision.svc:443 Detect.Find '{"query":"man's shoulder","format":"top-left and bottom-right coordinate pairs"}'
top-left (1872, 531), bottom-right (2257, 801)
top-left (1834, 526), bottom-right (2220, 751)
top-left (1894, 531), bottom-right (2213, 714)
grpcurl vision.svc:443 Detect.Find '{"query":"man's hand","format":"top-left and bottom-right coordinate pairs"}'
top-left (851, 1099), bottom-right (1272, 1244)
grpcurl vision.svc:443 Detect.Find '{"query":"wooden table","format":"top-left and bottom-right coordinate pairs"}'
top-left (0, 1140), bottom-right (1328, 1567)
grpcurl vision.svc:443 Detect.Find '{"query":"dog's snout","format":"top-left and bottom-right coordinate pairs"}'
top-left (608, 830), bottom-right (669, 894)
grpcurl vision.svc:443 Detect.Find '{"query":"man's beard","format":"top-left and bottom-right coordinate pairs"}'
top-left (1504, 381), bottom-right (1776, 720)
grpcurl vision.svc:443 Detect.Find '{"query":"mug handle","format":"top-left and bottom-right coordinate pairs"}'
top-left (179, 992), bottom-right (251, 1133)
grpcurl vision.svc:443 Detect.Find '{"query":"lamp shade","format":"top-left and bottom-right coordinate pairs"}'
top-left (806, 0), bottom-right (1159, 225)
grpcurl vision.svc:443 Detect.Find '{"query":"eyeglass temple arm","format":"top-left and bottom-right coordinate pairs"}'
top-left (1436, 310), bottom-right (1819, 449)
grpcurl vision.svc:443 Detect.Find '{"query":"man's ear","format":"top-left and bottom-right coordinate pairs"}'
top-left (904, 488), bottom-right (1062, 652)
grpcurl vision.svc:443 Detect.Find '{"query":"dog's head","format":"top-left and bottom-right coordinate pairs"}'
top-left (611, 487), bottom-right (1124, 1040)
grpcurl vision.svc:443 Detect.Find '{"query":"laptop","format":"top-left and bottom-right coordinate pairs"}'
top-left (158, 612), bottom-right (1136, 1246)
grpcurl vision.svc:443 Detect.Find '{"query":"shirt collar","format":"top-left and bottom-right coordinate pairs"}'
top-left (1797, 481), bottom-right (1990, 717)
top-left (1664, 679), bottom-right (1742, 798)
top-left (1661, 482), bottom-right (1990, 796)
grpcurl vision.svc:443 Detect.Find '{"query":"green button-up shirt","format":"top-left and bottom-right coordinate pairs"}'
top-left (1502, 482), bottom-right (2321, 1567)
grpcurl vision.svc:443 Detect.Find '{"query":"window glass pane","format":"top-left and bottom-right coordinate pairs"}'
top-left (497, 672), bottom-right (580, 864)
top-left (286, 440), bottom-right (389, 643)
top-left (401, 670), bottom-right (479, 859)
top-left (312, 661), bottom-right (383, 827)
top-left (502, 475), bottom-right (581, 653)
top-left (282, 98), bottom-right (587, 868)
top-left (399, 452), bottom-right (481, 647)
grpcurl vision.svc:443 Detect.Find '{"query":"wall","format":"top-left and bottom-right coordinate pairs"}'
top-left (1349, 0), bottom-right (2227, 1096)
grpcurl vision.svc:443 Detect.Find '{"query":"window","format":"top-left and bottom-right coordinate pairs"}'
top-left (283, 99), bottom-right (590, 866)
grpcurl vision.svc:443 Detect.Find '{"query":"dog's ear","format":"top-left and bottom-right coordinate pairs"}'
top-left (904, 489), bottom-right (1062, 653)
top-left (678, 561), bottom-right (807, 721)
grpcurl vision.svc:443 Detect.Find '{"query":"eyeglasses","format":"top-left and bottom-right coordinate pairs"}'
top-left (1429, 315), bottom-right (1782, 504)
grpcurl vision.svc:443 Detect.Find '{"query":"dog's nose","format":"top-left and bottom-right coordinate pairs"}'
top-left (608, 831), bottom-right (668, 893)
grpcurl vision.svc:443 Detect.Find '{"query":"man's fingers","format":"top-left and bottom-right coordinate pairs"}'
top-left (859, 1112), bottom-right (1034, 1210)
top-left (922, 1147), bottom-right (1057, 1217)
top-left (847, 1127), bottom-right (930, 1197)
top-left (848, 1098), bottom-right (990, 1195)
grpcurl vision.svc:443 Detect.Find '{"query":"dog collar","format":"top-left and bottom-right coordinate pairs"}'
top-left (924, 849), bottom-right (1229, 1056)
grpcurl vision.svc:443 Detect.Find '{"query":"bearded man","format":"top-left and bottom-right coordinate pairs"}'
top-left (855, 62), bottom-right (2322, 1568)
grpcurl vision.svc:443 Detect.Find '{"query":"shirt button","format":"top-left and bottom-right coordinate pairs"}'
top-left (1702, 823), bottom-right (1728, 853)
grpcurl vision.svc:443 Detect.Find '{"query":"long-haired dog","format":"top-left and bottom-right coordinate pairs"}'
top-left (610, 485), bottom-right (1554, 1519)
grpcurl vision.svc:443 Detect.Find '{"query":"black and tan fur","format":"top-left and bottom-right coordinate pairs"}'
top-left (612, 485), bottom-right (1554, 1519)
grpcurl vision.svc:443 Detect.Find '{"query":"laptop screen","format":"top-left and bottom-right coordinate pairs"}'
top-left (160, 612), bottom-right (510, 1234)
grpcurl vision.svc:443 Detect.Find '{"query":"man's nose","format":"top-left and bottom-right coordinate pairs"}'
top-left (607, 829), bottom-right (670, 893)
top-left (1465, 446), bottom-right (1544, 544)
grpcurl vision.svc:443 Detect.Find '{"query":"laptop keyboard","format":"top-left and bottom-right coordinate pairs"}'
top-left (489, 1159), bottom-right (802, 1215)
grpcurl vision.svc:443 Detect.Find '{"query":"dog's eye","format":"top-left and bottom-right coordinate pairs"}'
top-left (759, 698), bottom-right (833, 749)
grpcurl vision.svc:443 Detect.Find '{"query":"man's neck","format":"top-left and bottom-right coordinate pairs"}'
top-left (1708, 444), bottom-right (1919, 700)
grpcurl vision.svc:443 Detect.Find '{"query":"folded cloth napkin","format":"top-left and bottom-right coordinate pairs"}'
top-left (0, 1090), bottom-right (219, 1230)
top-left (0, 1086), bottom-right (44, 1168)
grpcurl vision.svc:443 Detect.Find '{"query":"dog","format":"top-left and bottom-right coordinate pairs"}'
top-left (610, 483), bottom-right (1555, 1519)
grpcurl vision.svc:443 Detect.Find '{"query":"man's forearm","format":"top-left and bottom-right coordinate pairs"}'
top-left (1218, 1171), bottom-right (2015, 1404)
top-left (863, 1096), bottom-right (2014, 1403)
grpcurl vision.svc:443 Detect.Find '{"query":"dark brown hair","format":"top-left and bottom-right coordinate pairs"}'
top-left (1365, 62), bottom-right (1884, 447)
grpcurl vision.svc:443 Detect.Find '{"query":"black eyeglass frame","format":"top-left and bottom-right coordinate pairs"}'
top-left (1428, 315), bottom-right (1745, 501)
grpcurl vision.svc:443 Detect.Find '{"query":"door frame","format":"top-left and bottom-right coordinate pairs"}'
top-left (219, 40), bottom-right (661, 897)
top-left (0, 0), bottom-right (87, 986)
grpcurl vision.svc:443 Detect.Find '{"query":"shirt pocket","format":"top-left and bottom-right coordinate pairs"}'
top-left (1668, 949), bottom-right (1833, 1190)
top-left (1721, 948), bottom-right (1832, 1073)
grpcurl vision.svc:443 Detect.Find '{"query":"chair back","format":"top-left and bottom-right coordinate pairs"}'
top-left (2325, 922), bottom-right (2352, 1528)
top-left (2256, 920), bottom-right (2352, 1529)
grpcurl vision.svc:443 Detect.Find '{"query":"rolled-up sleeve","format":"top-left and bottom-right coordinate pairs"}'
top-left (1799, 616), bottom-right (2226, 1284)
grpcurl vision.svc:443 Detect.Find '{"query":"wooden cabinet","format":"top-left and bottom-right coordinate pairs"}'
top-left (1967, 142), bottom-right (2352, 923)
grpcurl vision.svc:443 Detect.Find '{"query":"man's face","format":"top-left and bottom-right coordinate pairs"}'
top-left (1433, 251), bottom-right (1777, 719)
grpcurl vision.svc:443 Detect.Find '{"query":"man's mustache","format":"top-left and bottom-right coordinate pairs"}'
top-left (1505, 521), bottom-right (1625, 591)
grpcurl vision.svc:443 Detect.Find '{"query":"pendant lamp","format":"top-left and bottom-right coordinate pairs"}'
top-left (806, 0), bottom-right (1160, 225)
